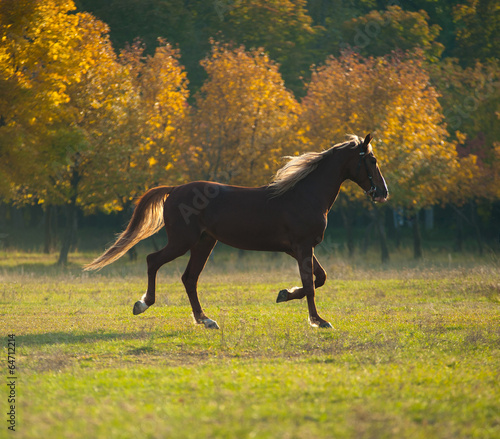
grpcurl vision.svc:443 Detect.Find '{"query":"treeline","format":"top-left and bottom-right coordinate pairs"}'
top-left (0, 0), bottom-right (498, 264)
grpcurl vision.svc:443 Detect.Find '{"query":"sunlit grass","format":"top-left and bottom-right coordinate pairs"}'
top-left (1, 250), bottom-right (499, 438)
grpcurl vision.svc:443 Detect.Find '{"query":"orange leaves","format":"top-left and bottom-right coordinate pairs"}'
top-left (120, 39), bottom-right (189, 185)
top-left (298, 51), bottom-right (465, 209)
top-left (1, 2), bottom-right (496, 215)
top-left (0, 1), bottom-right (148, 211)
top-left (185, 41), bottom-right (299, 185)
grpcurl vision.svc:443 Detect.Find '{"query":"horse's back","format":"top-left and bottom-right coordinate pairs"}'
top-left (164, 181), bottom-right (292, 251)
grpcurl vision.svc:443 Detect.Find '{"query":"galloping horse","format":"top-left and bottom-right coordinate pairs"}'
top-left (85, 134), bottom-right (388, 328)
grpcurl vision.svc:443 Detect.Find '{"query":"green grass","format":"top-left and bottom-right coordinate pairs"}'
top-left (1, 250), bottom-right (499, 438)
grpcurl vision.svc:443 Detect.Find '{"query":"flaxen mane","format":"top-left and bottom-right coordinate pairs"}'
top-left (269, 135), bottom-right (363, 196)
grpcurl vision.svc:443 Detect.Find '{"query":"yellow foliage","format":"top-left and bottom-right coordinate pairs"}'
top-left (120, 39), bottom-right (189, 186)
top-left (102, 199), bottom-right (124, 214)
top-left (148, 157), bottom-right (158, 167)
top-left (185, 41), bottom-right (299, 186)
top-left (0, 0), bottom-right (153, 211)
top-left (2, 2), bottom-right (494, 214)
top-left (299, 51), bottom-right (468, 209)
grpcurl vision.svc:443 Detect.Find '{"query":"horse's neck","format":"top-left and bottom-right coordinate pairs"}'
top-left (299, 150), bottom-right (349, 213)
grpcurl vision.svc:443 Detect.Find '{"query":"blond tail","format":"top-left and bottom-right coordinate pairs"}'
top-left (84, 186), bottom-right (175, 271)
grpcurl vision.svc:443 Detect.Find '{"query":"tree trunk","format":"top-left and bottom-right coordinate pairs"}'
top-left (340, 204), bottom-right (355, 258)
top-left (43, 205), bottom-right (52, 254)
top-left (0, 203), bottom-right (7, 248)
top-left (10, 206), bottom-right (25, 229)
top-left (412, 211), bottom-right (423, 259)
top-left (452, 203), bottom-right (483, 255)
top-left (58, 201), bottom-right (78, 266)
top-left (58, 164), bottom-right (80, 266)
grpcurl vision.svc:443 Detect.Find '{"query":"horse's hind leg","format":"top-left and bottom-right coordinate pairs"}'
top-left (276, 255), bottom-right (326, 302)
top-left (133, 240), bottom-right (191, 315)
top-left (181, 233), bottom-right (218, 329)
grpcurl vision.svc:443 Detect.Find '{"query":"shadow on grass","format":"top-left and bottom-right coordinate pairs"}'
top-left (17, 330), bottom-right (181, 347)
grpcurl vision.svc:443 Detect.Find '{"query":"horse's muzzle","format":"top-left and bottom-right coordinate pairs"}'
top-left (373, 186), bottom-right (388, 203)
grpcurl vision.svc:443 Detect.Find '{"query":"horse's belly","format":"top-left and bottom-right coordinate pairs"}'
top-left (202, 205), bottom-right (291, 252)
top-left (215, 227), bottom-right (292, 252)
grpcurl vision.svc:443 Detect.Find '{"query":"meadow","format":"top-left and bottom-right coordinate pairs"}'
top-left (1, 246), bottom-right (499, 439)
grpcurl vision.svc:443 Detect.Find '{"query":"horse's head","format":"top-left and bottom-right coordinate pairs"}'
top-left (349, 134), bottom-right (388, 203)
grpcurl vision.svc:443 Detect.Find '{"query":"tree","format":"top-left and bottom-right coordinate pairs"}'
top-left (184, 41), bottom-right (299, 186)
top-left (76, 0), bottom-right (218, 93)
top-left (340, 5), bottom-right (444, 61)
top-left (119, 38), bottom-right (190, 188)
top-left (299, 51), bottom-right (466, 259)
top-left (428, 57), bottom-right (499, 254)
top-left (43, 6), bottom-right (141, 264)
top-left (452, 0), bottom-right (499, 65)
top-left (0, 0), bottom-right (90, 200)
top-left (219, 0), bottom-right (318, 95)
top-left (429, 59), bottom-right (499, 162)
top-left (299, 51), bottom-right (394, 260)
top-left (0, 1), bottom-right (139, 264)
top-left (77, 0), bottom-right (319, 96)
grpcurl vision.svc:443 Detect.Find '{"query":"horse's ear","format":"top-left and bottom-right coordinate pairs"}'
top-left (363, 133), bottom-right (373, 147)
top-left (362, 133), bottom-right (373, 153)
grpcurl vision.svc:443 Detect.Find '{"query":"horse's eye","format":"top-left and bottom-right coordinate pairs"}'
top-left (370, 157), bottom-right (377, 165)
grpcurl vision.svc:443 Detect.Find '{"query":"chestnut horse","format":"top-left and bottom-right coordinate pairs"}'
top-left (85, 134), bottom-right (388, 328)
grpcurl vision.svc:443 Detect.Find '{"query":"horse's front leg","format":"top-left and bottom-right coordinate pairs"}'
top-left (291, 248), bottom-right (332, 328)
top-left (276, 255), bottom-right (326, 302)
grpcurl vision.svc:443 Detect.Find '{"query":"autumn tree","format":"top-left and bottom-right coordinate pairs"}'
top-left (0, 0), bottom-right (91, 200)
top-left (0, 1), bottom-right (139, 263)
top-left (0, 1), bottom-right (186, 264)
top-left (429, 59), bottom-right (499, 153)
top-left (428, 58), bottom-right (499, 253)
top-left (299, 51), bottom-right (468, 260)
top-left (298, 51), bottom-right (393, 259)
top-left (119, 38), bottom-right (189, 188)
top-left (184, 41), bottom-right (299, 187)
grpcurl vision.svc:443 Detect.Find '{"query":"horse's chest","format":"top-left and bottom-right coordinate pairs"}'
top-left (285, 209), bottom-right (327, 240)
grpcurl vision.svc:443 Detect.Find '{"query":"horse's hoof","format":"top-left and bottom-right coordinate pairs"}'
top-left (309, 317), bottom-right (333, 328)
top-left (201, 318), bottom-right (219, 329)
top-left (133, 300), bottom-right (149, 315)
top-left (276, 289), bottom-right (288, 303)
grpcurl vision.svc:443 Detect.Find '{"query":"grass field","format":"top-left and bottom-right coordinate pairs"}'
top-left (1, 248), bottom-right (499, 438)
